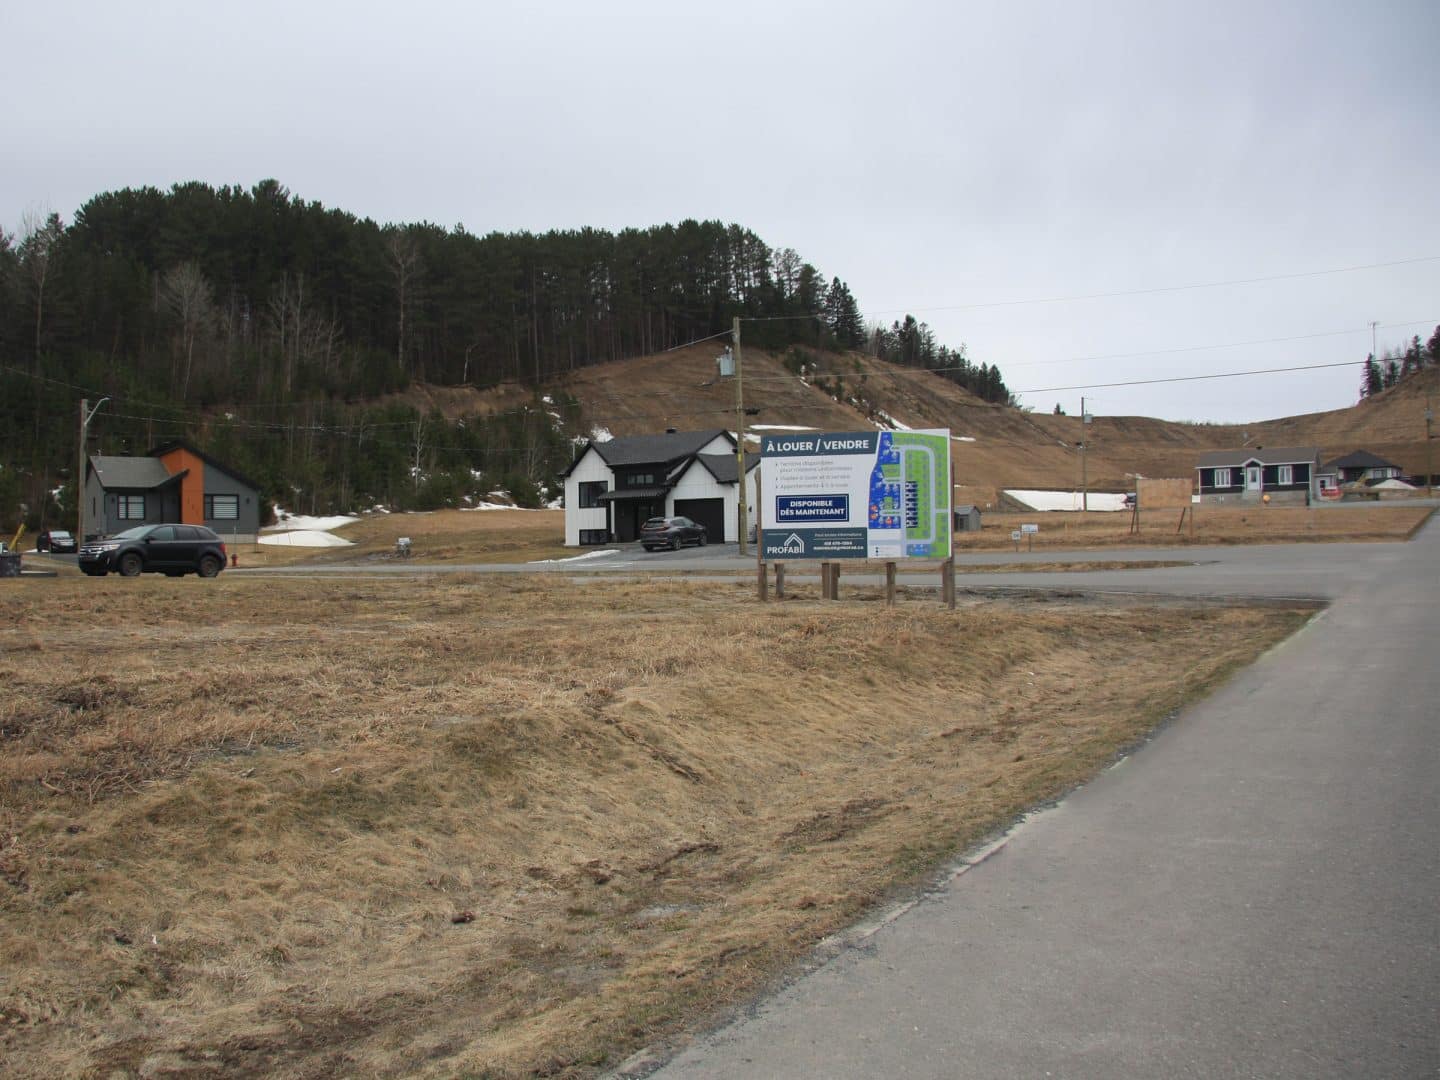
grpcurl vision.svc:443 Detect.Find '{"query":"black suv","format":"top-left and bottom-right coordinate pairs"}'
top-left (640, 516), bottom-right (707, 551)
top-left (36, 529), bottom-right (78, 553)
top-left (79, 524), bottom-right (228, 578)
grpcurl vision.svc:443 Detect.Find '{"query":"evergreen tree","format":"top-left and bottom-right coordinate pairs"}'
top-left (1360, 355), bottom-right (1383, 399)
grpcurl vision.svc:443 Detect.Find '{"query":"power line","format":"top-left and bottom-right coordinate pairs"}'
top-left (1014, 359), bottom-right (1363, 396)
top-left (1002, 318), bottom-right (1439, 369)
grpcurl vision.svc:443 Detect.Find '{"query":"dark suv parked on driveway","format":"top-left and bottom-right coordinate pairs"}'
top-left (80, 524), bottom-right (228, 578)
top-left (640, 515), bottom-right (708, 551)
top-left (36, 530), bottom-right (78, 553)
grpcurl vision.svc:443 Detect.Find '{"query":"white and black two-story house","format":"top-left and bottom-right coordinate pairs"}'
top-left (563, 429), bottom-right (759, 545)
top-left (1195, 446), bottom-right (1321, 505)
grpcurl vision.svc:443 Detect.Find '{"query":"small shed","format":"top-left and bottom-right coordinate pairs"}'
top-left (953, 505), bottom-right (982, 532)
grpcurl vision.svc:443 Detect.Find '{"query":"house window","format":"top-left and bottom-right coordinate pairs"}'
top-left (621, 471), bottom-right (657, 488)
top-left (117, 495), bottom-right (146, 520)
top-left (579, 528), bottom-right (609, 545)
top-left (205, 494), bottom-right (240, 520)
top-left (1213, 468), bottom-right (1231, 488)
top-left (577, 481), bottom-right (607, 509)
top-left (1277, 465), bottom-right (1293, 485)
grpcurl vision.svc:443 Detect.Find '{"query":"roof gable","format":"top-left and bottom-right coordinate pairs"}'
top-left (1321, 450), bottom-right (1400, 471)
top-left (689, 451), bottom-right (761, 485)
top-left (88, 455), bottom-right (184, 490)
top-left (149, 440), bottom-right (262, 492)
top-left (1196, 447), bottom-right (1321, 469)
top-left (565, 429), bottom-right (736, 477)
top-left (596, 429), bottom-right (734, 468)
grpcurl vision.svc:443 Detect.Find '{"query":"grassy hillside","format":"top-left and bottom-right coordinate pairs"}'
top-left (442, 347), bottom-right (1435, 508)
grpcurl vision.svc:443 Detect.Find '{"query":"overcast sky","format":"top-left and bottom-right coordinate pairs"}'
top-left (5, 0), bottom-right (1438, 423)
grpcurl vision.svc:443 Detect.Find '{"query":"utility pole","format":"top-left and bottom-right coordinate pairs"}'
top-left (76, 397), bottom-right (109, 542)
top-left (1370, 320), bottom-right (1379, 364)
top-left (734, 316), bottom-right (748, 557)
top-left (1426, 396), bottom-right (1434, 498)
top-left (1080, 396), bottom-right (1090, 512)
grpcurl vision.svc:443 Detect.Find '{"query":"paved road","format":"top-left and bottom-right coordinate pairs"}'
top-left (639, 520), bottom-right (1440, 1078)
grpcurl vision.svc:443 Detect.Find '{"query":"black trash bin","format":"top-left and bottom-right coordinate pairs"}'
top-left (0, 553), bottom-right (21, 578)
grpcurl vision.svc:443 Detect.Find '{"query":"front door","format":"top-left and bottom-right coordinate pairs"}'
top-left (1245, 466), bottom-right (1262, 492)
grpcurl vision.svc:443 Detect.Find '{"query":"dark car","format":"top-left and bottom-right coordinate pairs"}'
top-left (36, 529), bottom-right (78, 553)
top-left (79, 524), bottom-right (228, 578)
top-left (640, 515), bottom-right (707, 551)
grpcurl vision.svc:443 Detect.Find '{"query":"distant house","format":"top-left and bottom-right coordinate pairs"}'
top-left (1195, 447), bottom-right (1321, 505)
top-left (563, 429), bottom-right (759, 545)
top-left (84, 441), bottom-right (263, 541)
top-left (953, 505), bottom-right (982, 532)
top-left (1318, 450), bottom-right (1405, 489)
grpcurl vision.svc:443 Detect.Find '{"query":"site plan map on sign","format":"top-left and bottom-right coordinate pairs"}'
top-left (760, 429), bottom-right (952, 560)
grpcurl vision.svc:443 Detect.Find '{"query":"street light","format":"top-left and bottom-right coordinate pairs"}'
top-left (77, 397), bottom-right (109, 542)
top-left (1426, 398), bottom-right (1434, 498)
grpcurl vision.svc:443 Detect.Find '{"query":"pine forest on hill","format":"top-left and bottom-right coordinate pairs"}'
top-left (0, 180), bottom-right (1009, 529)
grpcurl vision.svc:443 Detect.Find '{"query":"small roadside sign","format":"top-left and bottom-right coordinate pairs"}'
top-left (1010, 530), bottom-right (1022, 541)
top-left (1020, 523), bottom-right (1039, 534)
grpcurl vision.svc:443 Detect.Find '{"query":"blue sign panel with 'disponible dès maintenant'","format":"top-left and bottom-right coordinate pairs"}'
top-left (775, 495), bottom-right (849, 522)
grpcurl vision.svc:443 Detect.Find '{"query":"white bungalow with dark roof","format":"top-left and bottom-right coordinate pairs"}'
top-left (1194, 446), bottom-right (1321, 505)
top-left (562, 429), bottom-right (760, 545)
top-left (1319, 450), bottom-right (1405, 488)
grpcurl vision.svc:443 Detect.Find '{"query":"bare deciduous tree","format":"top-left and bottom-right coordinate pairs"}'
top-left (265, 272), bottom-right (342, 394)
top-left (161, 261), bottom-right (216, 399)
top-left (385, 227), bottom-right (422, 377)
top-left (19, 208), bottom-right (64, 358)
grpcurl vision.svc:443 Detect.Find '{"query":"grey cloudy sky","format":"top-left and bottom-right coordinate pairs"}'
top-left (5, 0), bottom-right (1438, 423)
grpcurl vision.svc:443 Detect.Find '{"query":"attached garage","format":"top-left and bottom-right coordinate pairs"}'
top-left (673, 498), bottom-right (725, 542)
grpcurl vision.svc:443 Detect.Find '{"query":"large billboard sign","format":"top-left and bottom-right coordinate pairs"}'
top-left (759, 430), bottom-right (952, 560)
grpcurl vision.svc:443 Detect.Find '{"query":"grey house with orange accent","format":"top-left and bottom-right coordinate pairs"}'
top-left (1195, 447), bottom-right (1321, 505)
top-left (83, 441), bottom-right (262, 541)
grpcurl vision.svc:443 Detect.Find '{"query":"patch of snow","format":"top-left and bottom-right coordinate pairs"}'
top-left (542, 394), bottom-right (554, 405)
top-left (460, 501), bottom-right (528, 511)
top-left (258, 530), bottom-right (355, 547)
top-left (590, 426), bottom-right (614, 443)
top-left (750, 424), bottom-right (817, 432)
top-left (952, 435), bottom-right (977, 443)
top-left (874, 410), bottom-right (913, 432)
top-left (528, 549), bottom-right (620, 564)
top-left (1005, 489), bottom-right (1129, 512)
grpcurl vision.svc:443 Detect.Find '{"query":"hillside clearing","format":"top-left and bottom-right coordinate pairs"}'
top-left (1, 576), bottom-right (1309, 1077)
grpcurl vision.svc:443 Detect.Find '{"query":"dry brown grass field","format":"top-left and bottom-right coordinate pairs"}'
top-left (958, 504), bottom-right (1431, 551)
top-left (223, 504), bottom-right (1432, 572)
top-left (0, 574), bottom-right (1308, 1078)
top-left (235, 509), bottom-right (571, 567)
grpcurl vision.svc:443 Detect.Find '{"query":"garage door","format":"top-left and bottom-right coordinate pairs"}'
top-left (674, 498), bottom-right (725, 542)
